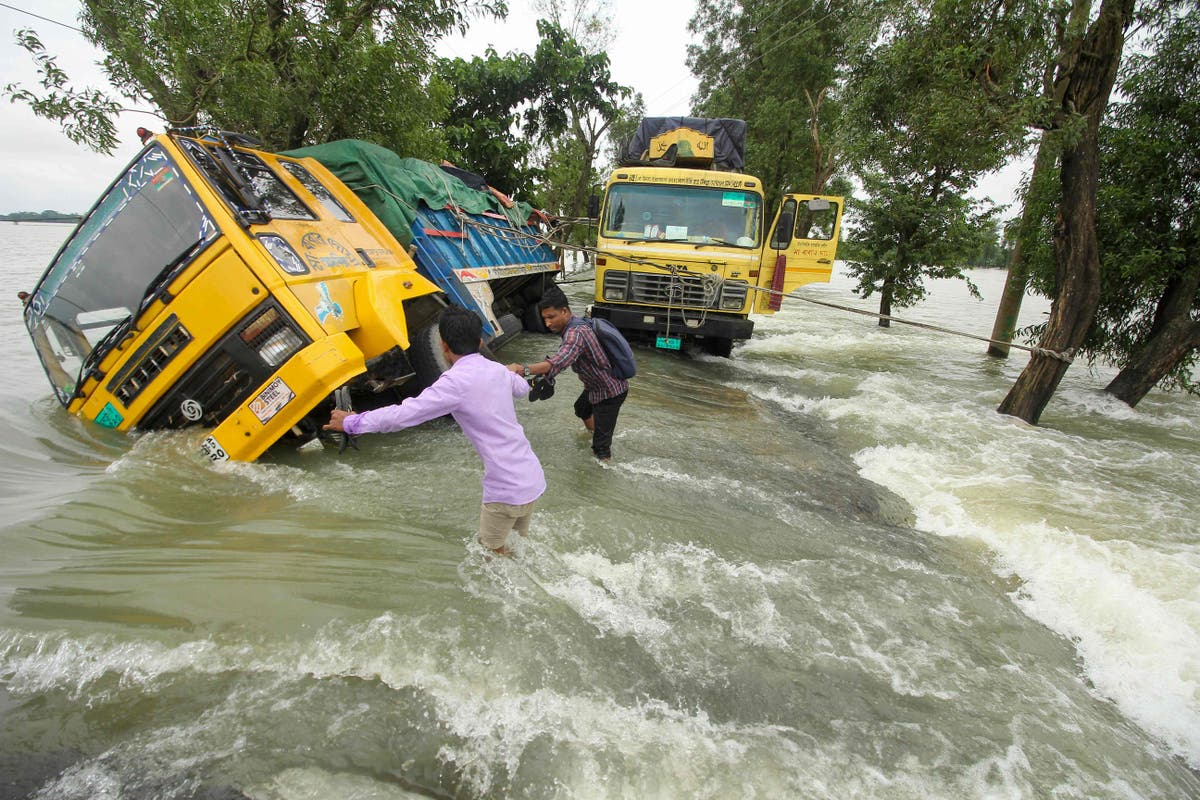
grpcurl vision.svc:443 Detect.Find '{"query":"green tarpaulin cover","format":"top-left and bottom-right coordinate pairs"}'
top-left (283, 139), bottom-right (535, 247)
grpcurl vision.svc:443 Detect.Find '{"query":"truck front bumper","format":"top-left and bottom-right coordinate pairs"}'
top-left (200, 333), bottom-right (366, 462)
top-left (590, 304), bottom-right (754, 342)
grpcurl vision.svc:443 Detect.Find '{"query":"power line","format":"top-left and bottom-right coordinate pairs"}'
top-left (0, 2), bottom-right (83, 34)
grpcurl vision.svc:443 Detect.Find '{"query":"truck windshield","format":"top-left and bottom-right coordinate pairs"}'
top-left (24, 145), bottom-right (218, 405)
top-left (602, 183), bottom-right (762, 247)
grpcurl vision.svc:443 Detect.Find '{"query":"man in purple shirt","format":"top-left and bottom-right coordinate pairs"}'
top-left (325, 307), bottom-right (546, 555)
top-left (507, 288), bottom-right (629, 462)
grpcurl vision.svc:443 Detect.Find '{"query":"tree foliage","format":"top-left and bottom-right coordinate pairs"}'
top-left (1016, 1), bottom-right (1200, 402)
top-left (688, 0), bottom-right (875, 209)
top-left (997, 0), bottom-right (1138, 422)
top-left (1093, 1), bottom-right (1200, 399)
top-left (438, 18), bottom-right (628, 211)
top-left (437, 47), bottom-right (539, 194)
top-left (7, 0), bottom-right (504, 156)
top-left (841, 0), bottom-right (1054, 324)
top-left (3, 29), bottom-right (122, 154)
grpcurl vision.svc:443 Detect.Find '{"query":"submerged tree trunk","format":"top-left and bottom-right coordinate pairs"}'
top-left (1105, 263), bottom-right (1200, 406)
top-left (988, 136), bottom-right (1055, 357)
top-left (878, 276), bottom-right (894, 328)
top-left (987, 239), bottom-right (1028, 357)
top-left (997, 0), bottom-right (1135, 424)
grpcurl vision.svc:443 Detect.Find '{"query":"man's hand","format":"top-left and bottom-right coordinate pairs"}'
top-left (324, 409), bottom-right (350, 432)
top-left (506, 363), bottom-right (525, 375)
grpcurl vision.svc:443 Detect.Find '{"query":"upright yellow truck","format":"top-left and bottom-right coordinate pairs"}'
top-left (591, 117), bottom-right (843, 356)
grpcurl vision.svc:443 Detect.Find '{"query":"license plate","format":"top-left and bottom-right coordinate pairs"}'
top-left (200, 435), bottom-right (229, 462)
top-left (655, 336), bottom-right (681, 351)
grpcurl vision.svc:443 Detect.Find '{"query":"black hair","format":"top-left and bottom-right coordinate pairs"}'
top-left (538, 287), bottom-right (570, 313)
top-left (437, 306), bottom-right (482, 355)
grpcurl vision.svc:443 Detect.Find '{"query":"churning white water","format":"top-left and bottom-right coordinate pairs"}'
top-left (1, 222), bottom-right (1198, 798)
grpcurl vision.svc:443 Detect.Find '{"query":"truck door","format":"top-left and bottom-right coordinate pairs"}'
top-left (755, 194), bottom-right (843, 313)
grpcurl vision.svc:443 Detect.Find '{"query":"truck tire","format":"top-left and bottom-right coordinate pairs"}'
top-left (522, 301), bottom-right (548, 333)
top-left (408, 321), bottom-right (451, 390)
top-left (408, 314), bottom-right (501, 391)
top-left (702, 336), bottom-right (734, 358)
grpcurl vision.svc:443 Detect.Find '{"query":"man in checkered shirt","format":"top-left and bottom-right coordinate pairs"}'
top-left (508, 288), bottom-right (629, 462)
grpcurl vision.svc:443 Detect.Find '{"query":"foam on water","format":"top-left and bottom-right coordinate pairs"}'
top-left (0, 618), bottom-right (1079, 799)
top-left (247, 766), bottom-right (429, 799)
top-left (747, 318), bottom-right (1200, 767)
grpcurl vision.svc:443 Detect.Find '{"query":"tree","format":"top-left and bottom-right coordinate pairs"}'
top-left (997, 0), bottom-right (1138, 423)
top-left (841, 0), bottom-right (1051, 326)
top-left (967, 217), bottom-right (1014, 269)
top-left (1096, 3), bottom-right (1200, 403)
top-left (436, 18), bottom-right (629, 211)
top-left (986, 135), bottom-right (1056, 356)
top-left (533, 0), bottom-right (615, 46)
top-left (437, 48), bottom-right (541, 195)
top-left (6, 0), bottom-right (502, 156)
top-left (1014, 2), bottom-right (1200, 405)
top-left (523, 20), bottom-right (628, 215)
top-left (688, 0), bottom-right (877, 209)
top-left (846, 171), bottom-right (993, 321)
top-left (2, 29), bottom-right (122, 154)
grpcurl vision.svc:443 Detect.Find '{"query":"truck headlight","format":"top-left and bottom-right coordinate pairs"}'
top-left (257, 328), bottom-right (305, 366)
top-left (720, 282), bottom-right (747, 310)
top-left (258, 234), bottom-right (308, 275)
top-left (240, 306), bottom-right (305, 366)
top-left (603, 272), bottom-right (628, 301)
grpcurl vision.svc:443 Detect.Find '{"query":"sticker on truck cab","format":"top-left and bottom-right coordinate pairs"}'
top-left (200, 435), bottom-right (229, 462)
top-left (248, 376), bottom-right (296, 424)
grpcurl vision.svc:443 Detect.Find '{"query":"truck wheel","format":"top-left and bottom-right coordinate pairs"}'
top-left (703, 336), bottom-right (734, 358)
top-left (408, 321), bottom-right (451, 389)
top-left (523, 302), bottom-right (547, 333)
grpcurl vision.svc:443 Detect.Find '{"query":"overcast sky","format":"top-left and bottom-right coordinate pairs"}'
top-left (0, 0), bottom-right (1025, 215)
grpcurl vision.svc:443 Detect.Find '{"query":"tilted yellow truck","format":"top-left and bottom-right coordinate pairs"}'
top-left (20, 129), bottom-right (559, 462)
top-left (591, 117), bottom-right (843, 356)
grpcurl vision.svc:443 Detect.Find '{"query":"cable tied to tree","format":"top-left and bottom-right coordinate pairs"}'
top-left (781, 291), bottom-right (1076, 362)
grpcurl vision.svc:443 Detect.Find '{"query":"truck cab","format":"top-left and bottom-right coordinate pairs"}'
top-left (591, 117), bottom-right (842, 356)
top-left (23, 129), bottom-right (445, 462)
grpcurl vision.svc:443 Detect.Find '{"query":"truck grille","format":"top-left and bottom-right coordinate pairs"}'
top-left (154, 351), bottom-right (259, 428)
top-left (630, 273), bottom-right (718, 307)
top-left (138, 301), bottom-right (307, 430)
top-left (109, 315), bottom-right (192, 407)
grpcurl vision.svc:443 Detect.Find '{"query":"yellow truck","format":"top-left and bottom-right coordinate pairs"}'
top-left (21, 129), bottom-right (558, 462)
top-left (591, 117), bottom-right (843, 356)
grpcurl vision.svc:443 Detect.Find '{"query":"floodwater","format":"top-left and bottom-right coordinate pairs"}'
top-left (2, 221), bottom-right (1198, 799)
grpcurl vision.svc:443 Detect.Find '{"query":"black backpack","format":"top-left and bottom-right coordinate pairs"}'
top-left (576, 316), bottom-right (637, 379)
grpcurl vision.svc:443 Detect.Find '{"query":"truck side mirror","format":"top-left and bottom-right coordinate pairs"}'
top-left (587, 194), bottom-right (601, 219)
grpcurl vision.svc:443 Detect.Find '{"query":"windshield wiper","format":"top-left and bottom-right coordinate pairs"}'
top-left (210, 146), bottom-right (269, 225)
top-left (137, 238), bottom-right (207, 314)
top-left (71, 238), bottom-right (207, 397)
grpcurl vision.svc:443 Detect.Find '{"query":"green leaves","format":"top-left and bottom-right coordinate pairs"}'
top-left (3, 29), bottom-right (123, 154)
top-left (436, 18), bottom-right (630, 206)
top-left (839, 0), bottom-right (1056, 314)
top-left (41, 0), bottom-right (504, 155)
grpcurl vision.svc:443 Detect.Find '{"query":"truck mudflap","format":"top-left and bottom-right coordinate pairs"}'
top-left (590, 304), bottom-right (754, 343)
top-left (200, 332), bottom-right (366, 463)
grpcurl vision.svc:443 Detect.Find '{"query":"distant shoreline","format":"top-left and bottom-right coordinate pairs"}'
top-left (1, 219), bottom-right (79, 225)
